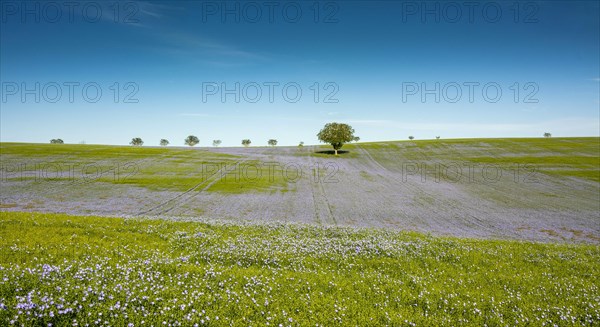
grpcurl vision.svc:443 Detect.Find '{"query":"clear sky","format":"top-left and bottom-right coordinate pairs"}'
top-left (1, 0), bottom-right (599, 146)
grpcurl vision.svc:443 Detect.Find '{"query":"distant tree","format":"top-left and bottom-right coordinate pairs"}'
top-left (268, 139), bottom-right (278, 146)
top-left (543, 132), bottom-right (552, 138)
top-left (79, 140), bottom-right (86, 144)
top-left (130, 137), bottom-right (144, 146)
top-left (353, 136), bottom-right (360, 143)
top-left (436, 136), bottom-right (440, 139)
top-left (213, 140), bottom-right (222, 147)
top-left (50, 139), bottom-right (64, 144)
top-left (298, 141), bottom-right (304, 147)
top-left (408, 136), bottom-right (414, 140)
top-left (160, 139), bottom-right (169, 146)
top-left (317, 122), bottom-right (355, 155)
top-left (185, 135), bottom-right (199, 146)
top-left (242, 139), bottom-right (251, 147)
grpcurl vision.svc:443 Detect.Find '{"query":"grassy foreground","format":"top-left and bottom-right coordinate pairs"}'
top-left (1, 212), bottom-right (599, 326)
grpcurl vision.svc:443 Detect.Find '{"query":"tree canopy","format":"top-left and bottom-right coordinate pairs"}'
top-left (317, 122), bottom-right (355, 155)
top-left (130, 138), bottom-right (144, 146)
top-left (185, 135), bottom-right (199, 146)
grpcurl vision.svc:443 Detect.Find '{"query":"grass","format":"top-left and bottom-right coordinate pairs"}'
top-left (1, 211), bottom-right (599, 326)
top-left (353, 137), bottom-right (600, 182)
top-left (1, 144), bottom-right (285, 194)
top-left (205, 160), bottom-right (291, 194)
top-left (1, 138), bottom-right (598, 217)
top-left (2, 138), bottom-right (598, 192)
top-left (0, 143), bottom-right (299, 194)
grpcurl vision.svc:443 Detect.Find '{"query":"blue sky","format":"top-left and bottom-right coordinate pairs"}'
top-left (1, 0), bottom-right (599, 146)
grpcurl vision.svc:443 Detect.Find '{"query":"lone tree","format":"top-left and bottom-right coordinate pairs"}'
top-left (160, 139), bottom-right (169, 146)
top-left (268, 139), bottom-right (278, 146)
top-left (242, 139), bottom-right (251, 147)
top-left (408, 136), bottom-right (414, 140)
top-left (50, 139), bottom-right (64, 144)
top-left (543, 132), bottom-right (552, 138)
top-left (298, 141), bottom-right (304, 147)
top-left (353, 136), bottom-right (360, 143)
top-left (436, 136), bottom-right (440, 139)
top-left (185, 135), bottom-right (199, 146)
top-left (213, 140), bottom-right (222, 147)
top-left (130, 137), bottom-right (144, 146)
top-left (317, 122), bottom-right (355, 155)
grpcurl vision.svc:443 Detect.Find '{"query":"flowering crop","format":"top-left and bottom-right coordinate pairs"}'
top-left (0, 211), bottom-right (599, 326)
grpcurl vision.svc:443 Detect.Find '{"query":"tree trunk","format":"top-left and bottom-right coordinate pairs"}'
top-left (334, 149), bottom-right (338, 156)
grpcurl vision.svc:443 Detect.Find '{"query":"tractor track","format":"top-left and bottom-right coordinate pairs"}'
top-left (136, 151), bottom-right (264, 216)
top-left (9, 143), bottom-right (168, 196)
top-left (355, 144), bottom-right (499, 233)
top-left (308, 147), bottom-right (337, 225)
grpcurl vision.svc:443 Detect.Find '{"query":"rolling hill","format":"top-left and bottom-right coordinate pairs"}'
top-left (1, 137), bottom-right (599, 243)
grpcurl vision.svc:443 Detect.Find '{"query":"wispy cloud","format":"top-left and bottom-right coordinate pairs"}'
top-left (591, 77), bottom-right (600, 82)
top-left (346, 118), bottom-right (600, 134)
top-left (178, 113), bottom-right (213, 117)
top-left (346, 119), bottom-right (394, 126)
top-left (150, 31), bottom-right (269, 64)
top-left (95, 1), bottom-right (181, 28)
top-left (96, 2), bottom-right (268, 64)
top-left (137, 1), bottom-right (170, 19)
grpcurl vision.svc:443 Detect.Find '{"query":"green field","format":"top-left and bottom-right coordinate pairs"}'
top-left (343, 137), bottom-right (600, 182)
top-left (1, 138), bottom-right (599, 243)
top-left (1, 137), bottom-right (598, 192)
top-left (1, 138), bottom-right (599, 325)
top-left (1, 211), bottom-right (599, 326)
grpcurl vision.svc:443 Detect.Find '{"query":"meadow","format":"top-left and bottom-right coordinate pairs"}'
top-left (0, 211), bottom-right (599, 326)
top-left (1, 138), bottom-right (598, 242)
top-left (0, 138), bottom-right (599, 326)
